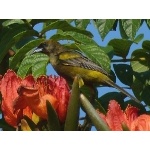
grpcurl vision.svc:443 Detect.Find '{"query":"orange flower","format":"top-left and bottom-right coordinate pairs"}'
top-left (130, 115), bottom-right (150, 131)
top-left (0, 70), bottom-right (33, 127)
top-left (14, 74), bottom-right (70, 123)
top-left (98, 100), bottom-right (150, 131)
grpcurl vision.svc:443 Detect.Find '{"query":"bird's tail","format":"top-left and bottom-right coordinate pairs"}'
top-left (105, 79), bottom-right (141, 104)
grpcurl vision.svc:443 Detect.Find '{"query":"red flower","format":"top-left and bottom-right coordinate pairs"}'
top-left (14, 74), bottom-right (70, 123)
top-left (0, 70), bottom-right (70, 128)
top-left (98, 100), bottom-right (150, 131)
top-left (0, 70), bottom-right (33, 127)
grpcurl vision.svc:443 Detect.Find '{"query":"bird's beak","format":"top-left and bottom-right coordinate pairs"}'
top-left (31, 47), bottom-right (43, 54)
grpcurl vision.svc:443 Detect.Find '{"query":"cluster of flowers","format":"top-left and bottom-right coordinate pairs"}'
top-left (0, 70), bottom-right (70, 129)
top-left (0, 69), bottom-right (150, 131)
top-left (97, 100), bottom-right (150, 130)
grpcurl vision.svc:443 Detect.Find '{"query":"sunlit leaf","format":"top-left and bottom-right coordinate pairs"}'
top-left (101, 45), bottom-right (114, 59)
top-left (134, 34), bottom-right (144, 44)
top-left (29, 19), bottom-right (57, 26)
top-left (41, 20), bottom-right (93, 37)
top-left (121, 19), bottom-right (141, 40)
top-left (10, 39), bottom-right (45, 70)
top-left (131, 49), bottom-right (150, 73)
top-left (76, 44), bottom-right (111, 73)
top-left (65, 19), bottom-right (74, 24)
top-left (94, 19), bottom-right (116, 40)
top-left (119, 19), bottom-right (129, 39)
top-left (17, 53), bottom-right (49, 78)
top-left (75, 19), bottom-right (90, 29)
top-left (2, 19), bottom-right (24, 27)
top-left (51, 31), bottom-right (96, 45)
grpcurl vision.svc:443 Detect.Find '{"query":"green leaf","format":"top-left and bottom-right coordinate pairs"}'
top-left (121, 19), bottom-right (141, 40)
top-left (29, 19), bottom-right (57, 26)
top-left (94, 19), bottom-right (116, 40)
top-left (46, 100), bottom-right (61, 131)
top-left (132, 71), bottom-right (150, 105)
top-left (0, 53), bottom-right (9, 75)
top-left (146, 19), bottom-right (150, 29)
top-left (0, 25), bottom-right (39, 64)
top-left (0, 119), bottom-right (15, 131)
top-left (14, 36), bottom-right (35, 49)
top-left (113, 64), bottom-right (133, 86)
top-left (122, 123), bottom-right (130, 131)
top-left (131, 49), bottom-right (150, 73)
top-left (80, 94), bottom-right (110, 131)
top-left (23, 115), bottom-right (37, 131)
top-left (51, 31), bottom-right (96, 45)
top-left (119, 19), bottom-right (129, 39)
top-left (65, 19), bottom-right (74, 24)
top-left (17, 55), bottom-right (34, 77)
top-left (98, 92), bottom-right (126, 111)
top-left (75, 19), bottom-right (90, 29)
top-left (64, 76), bottom-right (80, 131)
top-left (32, 53), bottom-right (49, 78)
top-left (101, 45), bottom-right (114, 59)
top-left (2, 19), bottom-right (24, 27)
top-left (133, 34), bottom-right (144, 44)
top-left (17, 53), bottom-right (49, 78)
top-left (142, 40), bottom-right (150, 51)
top-left (112, 19), bottom-right (118, 31)
top-left (76, 44), bottom-right (111, 73)
top-left (10, 39), bottom-right (45, 70)
top-left (41, 20), bottom-right (93, 37)
top-left (108, 39), bottom-right (133, 58)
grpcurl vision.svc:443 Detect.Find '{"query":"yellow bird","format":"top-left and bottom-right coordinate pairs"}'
top-left (33, 39), bottom-right (141, 104)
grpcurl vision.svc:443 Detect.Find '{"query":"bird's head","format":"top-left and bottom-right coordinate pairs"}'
top-left (32, 40), bottom-right (61, 55)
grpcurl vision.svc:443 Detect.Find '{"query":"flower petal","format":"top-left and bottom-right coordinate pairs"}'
top-left (1, 70), bottom-right (22, 127)
top-left (106, 100), bottom-right (127, 131)
top-left (15, 81), bottom-right (58, 119)
top-left (52, 76), bottom-right (70, 123)
top-left (125, 104), bottom-right (139, 128)
top-left (14, 86), bottom-right (40, 111)
top-left (22, 75), bottom-right (35, 87)
top-left (131, 114), bottom-right (150, 131)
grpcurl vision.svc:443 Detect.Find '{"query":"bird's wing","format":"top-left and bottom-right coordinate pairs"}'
top-left (58, 50), bottom-right (110, 77)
